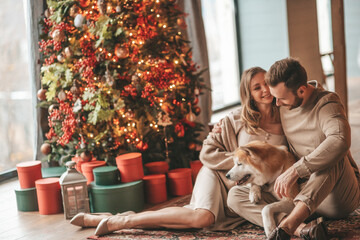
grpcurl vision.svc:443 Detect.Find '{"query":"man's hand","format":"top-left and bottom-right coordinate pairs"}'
top-left (274, 166), bottom-right (299, 199)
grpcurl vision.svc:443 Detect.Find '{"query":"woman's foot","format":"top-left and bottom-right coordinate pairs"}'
top-left (70, 211), bottom-right (135, 228)
top-left (94, 215), bottom-right (131, 236)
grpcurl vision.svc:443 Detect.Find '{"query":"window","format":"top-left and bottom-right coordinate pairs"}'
top-left (202, 0), bottom-right (241, 111)
top-left (0, 0), bottom-right (33, 174)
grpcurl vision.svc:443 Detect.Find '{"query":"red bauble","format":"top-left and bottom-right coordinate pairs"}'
top-left (136, 141), bottom-right (148, 151)
top-left (188, 142), bottom-right (196, 150)
top-left (194, 106), bottom-right (201, 116)
top-left (37, 88), bottom-right (47, 101)
top-left (40, 143), bottom-right (52, 155)
top-left (79, 0), bottom-right (90, 8)
top-left (192, 97), bottom-right (199, 105)
top-left (80, 150), bottom-right (92, 162)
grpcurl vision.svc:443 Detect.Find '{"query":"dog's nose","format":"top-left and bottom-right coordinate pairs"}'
top-left (226, 173), bottom-right (230, 179)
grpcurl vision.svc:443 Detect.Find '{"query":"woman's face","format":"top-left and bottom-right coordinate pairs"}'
top-left (249, 72), bottom-right (273, 105)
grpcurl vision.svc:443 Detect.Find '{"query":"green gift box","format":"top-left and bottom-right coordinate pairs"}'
top-left (93, 166), bottom-right (119, 185)
top-left (15, 187), bottom-right (39, 212)
top-left (89, 180), bottom-right (144, 214)
top-left (42, 166), bottom-right (66, 178)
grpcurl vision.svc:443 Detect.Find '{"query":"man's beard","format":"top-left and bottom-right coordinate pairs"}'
top-left (288, 95), bottom-right (303, 110)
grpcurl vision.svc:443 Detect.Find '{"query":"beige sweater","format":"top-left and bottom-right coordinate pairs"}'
top-left (199, 108), bottom-right (287, 191)
top-left (280, 81), bottom-right (360, 183)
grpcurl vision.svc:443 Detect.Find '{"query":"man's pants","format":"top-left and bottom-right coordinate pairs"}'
top-left (227, 157), bottom-right (360, 227)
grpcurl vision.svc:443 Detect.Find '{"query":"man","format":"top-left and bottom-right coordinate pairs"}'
top-left (227, 58), bottom-right (360, 240)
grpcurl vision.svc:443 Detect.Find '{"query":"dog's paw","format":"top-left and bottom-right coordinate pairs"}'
top-left (249, 185), bottom-right (261, 203)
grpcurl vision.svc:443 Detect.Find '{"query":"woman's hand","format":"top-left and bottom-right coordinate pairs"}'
top-left (210, 119), bottom-right (223, 135)
top-left (274, 166), bottom-right (299, 199)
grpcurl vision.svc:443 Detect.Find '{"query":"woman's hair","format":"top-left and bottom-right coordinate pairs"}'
top-left (240, 67), bottom-right (278, 135)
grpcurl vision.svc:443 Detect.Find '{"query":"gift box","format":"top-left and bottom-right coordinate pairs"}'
top-left (42, 166), bottom-right (66, 178)
top-left (89, 180), bottom-right (144, 214)
top-left (143, 174), bottom-right (167, 204)
top-left (81, 161), bottom-right (107, 184)
top-left (167, 168), bottom-right (193, 196)
top-left (145, 161), bottom-right (169, 175)
top-left (116, 153), bottom-right (144, 183)
top-left (35, 178), bottom-right (63, 215)
top-left (16, 160), bottom-right (42, 189)
top-left (190, 160), bottom-right (203, 183)
top-left (93, 166), bottom-right (119, 185)
top-left (14, 187), bottom-right (38, 212)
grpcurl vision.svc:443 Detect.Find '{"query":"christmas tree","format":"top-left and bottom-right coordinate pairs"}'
top-left (37, 0), bottom-right (206, 169)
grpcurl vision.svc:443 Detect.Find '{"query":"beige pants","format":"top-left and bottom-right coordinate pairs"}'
top-left (227, 157), bottom-right (360, 227)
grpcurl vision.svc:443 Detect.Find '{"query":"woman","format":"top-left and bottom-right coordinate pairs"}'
top-left (70, 67), bottom-right (287, 236)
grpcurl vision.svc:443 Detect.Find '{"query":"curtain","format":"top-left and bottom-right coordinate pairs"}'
top-left (26, 0), bottom-right (46, 161)
top-left (178, 0), bottom-right (212, 141)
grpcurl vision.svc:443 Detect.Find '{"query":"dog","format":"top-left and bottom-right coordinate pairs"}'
top-left (225, 140), bottom-right (299, 237)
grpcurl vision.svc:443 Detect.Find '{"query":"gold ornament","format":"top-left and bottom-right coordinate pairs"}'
top-left (186, 111), bottom-right (196, 122)
top-left (40, 143), bottom-right (52, 155)
top-left (52, 29), bottom-right (65, 42)
top-left (37, 88), bottom-right (47, 101)
top-left (114, 45), bottom-right (129, 59)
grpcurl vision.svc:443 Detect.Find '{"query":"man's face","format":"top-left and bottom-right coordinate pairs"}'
top-left (269, 82), bottom-right (303, 110)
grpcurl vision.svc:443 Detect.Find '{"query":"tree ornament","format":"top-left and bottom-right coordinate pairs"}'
top-left (114, 45), bottom-right (129, 59)
top-left (175, 123), bottom-right (185, 138)
top-left (79, 0), bottom-right (90, 8)
top-left (80, 150), bottom-right (92, 162)
top-left (70, 85), bottom-right (80, 96)
top-left (116, 6), bottom-right (121, 12)
top-left (177, 18), bottom-right (187, 29)
top-left (188, 142), bottom-right (196, 150)
top-left (40, 143), bottom-right (52, 155)
top-left (186, 111), bottom-right (196, 122)
top-left (44, 9), bottom-right (50, 18)
top-left (194, 106), bottom-right (201, 116)
top-left (69, 5), bottom-right (80, 17)
top-left (52, 29), bottom-right (65, 42)
top-left (64, 47), bottom-right (72, 58)
top-left (136, 141), bottom-right (148, 151)
top-left (105, 69), bottom-right (114, 86)
top-left (37, 88), bottom-right (47, 101)
top-left (58, 90), bottom-right (67, 101)
top-left (192, 96), bottom-right (199, 105)
top-left (57, 54), bottom-right (65, 62)
top-left (74, 14), bottom-right (85, 28)
top-left (194, 88), bottom-right (200, 95)
top-left (97, 0), bottom-right (106, 15)
top-left (48, 104), bottom-right (58, 113)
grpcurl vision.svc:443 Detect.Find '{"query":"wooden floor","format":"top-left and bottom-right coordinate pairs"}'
top-left (1, 98), bottom-right (360, 240)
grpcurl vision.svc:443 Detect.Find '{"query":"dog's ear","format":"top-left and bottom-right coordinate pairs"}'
top-left (239, 146), bottom-right (251, 156)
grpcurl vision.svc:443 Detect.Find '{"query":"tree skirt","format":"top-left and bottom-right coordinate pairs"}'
top-left (88, 195), bottom-right (360, 240)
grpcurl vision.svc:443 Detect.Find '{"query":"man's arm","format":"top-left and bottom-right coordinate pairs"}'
top-left (293, 99), bottom-right (351, 178)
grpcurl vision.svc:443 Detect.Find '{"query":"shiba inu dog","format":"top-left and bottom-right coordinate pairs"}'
top-left (226, 140), bottom-right (299, 237)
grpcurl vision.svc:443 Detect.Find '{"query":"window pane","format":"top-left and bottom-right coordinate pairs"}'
top-left (202, 0), bottom-right (241, 111)
top-left (237, 0), bottom-right (289, 70)
top-left (0, 0), bottom-right (33, 173)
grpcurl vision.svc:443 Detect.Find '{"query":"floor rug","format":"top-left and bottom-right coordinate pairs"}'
top-left (88, 195), bottom-right (360, 240)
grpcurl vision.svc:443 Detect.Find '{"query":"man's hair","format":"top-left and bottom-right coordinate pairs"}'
top-left (265, 58), bottom-right (307, 93)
